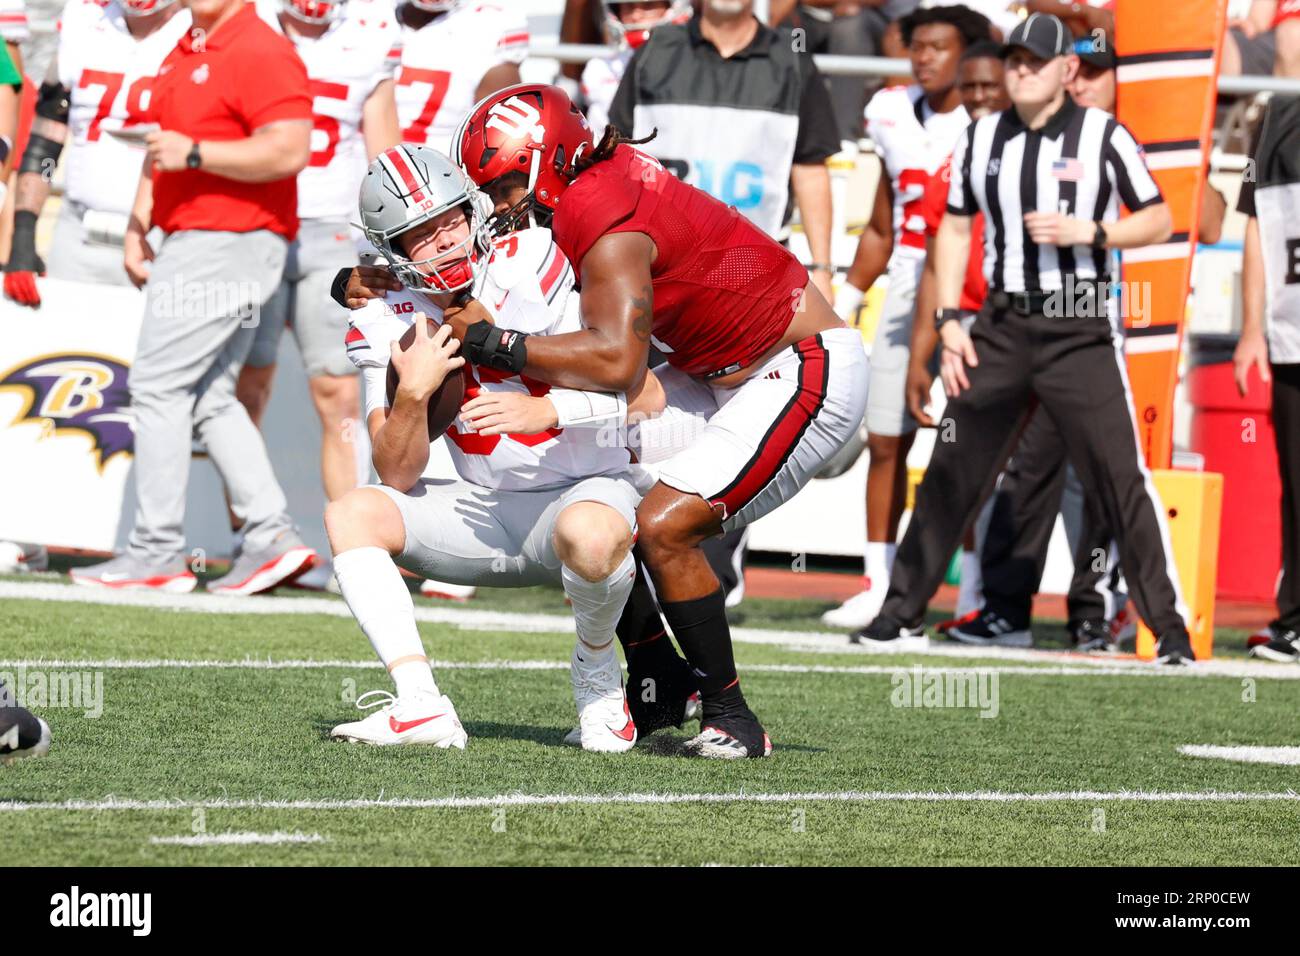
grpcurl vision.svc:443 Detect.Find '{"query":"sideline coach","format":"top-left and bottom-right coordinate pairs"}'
top-left (858, 13), bottom-right (1195, 664)
top-left (74, 0), bottom-right (315, 594)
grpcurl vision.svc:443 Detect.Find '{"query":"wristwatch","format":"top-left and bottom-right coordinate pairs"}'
top-left (186, 142), bottom-right (202, 170)
top-left (1091, 221), bottom-right (1108, 249)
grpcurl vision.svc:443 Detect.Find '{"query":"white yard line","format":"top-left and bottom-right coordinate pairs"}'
top-left (3, 579), bottom-right (1295, 680)
top-left (1179, 745), bottom-right (1300, 767)
top-left (148, 831), bottom-right (328, 846)
top-left (2, 790), bottom-right (1298, 814)
top-left (0, 657), bottom-right (1289, 681)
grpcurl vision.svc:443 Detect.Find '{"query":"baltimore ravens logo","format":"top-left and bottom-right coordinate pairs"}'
top-left (0, 353), bottom-right (134, 471)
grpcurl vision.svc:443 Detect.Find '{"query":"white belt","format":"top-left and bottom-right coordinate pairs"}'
top-left (80, 208), bottom-right (131, 248)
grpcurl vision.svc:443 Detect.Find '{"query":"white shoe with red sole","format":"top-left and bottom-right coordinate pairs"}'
top-left (419, 578), bottom-right (477, 602)
top-left (69, 554), bottom-right (197, 593)
top-left (207, 531), bottom-right (316, 596)
top-left (330, 690), bottom-right (468, 748)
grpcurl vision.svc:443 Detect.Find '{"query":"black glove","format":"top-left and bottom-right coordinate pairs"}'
top-left (463, 320), bottom-right (528, 374)
top-left (7, 210), bottom-right (45, 275)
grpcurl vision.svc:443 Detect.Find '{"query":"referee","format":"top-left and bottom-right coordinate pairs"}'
top-left (856, 13), bottom-right (1195, 665)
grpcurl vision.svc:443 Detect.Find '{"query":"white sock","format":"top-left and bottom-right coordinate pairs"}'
top-left (865, 541), bottom-right (896, 588)
top-left (956, 549), bottom-right (983, 617)
top-left (334, 546), bottom-right (438, 699)
top-left (563, 550), bottom-right (636, 654)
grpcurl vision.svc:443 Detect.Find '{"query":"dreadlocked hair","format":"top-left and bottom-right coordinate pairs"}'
top-left (571, 124), bottom-right (659, 176)
top-left (898, 4), bottom-right (993, 49)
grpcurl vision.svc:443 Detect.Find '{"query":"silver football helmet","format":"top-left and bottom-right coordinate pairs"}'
top-left (280, 0), bottom-right (347, 26)
top-left (358, 144), bottom-right (494, 294)
top-left (407, 0), bottom-right (461, 13)
top-left (601, 0), bottom-right (692, 50)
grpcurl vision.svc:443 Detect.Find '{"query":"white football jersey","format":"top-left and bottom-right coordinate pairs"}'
top-left (56, 0), bottom-right (192, 216)
top-left (580, 48), bottom-right (631, 139)
top-left (395, 1), bottom-right (528, 155)
top-left (347, 227), bottom-right (633, 491)
top-left (257, 0), bottom-right (401, 222)
top-left (865, 85), bottom-right (969, 259)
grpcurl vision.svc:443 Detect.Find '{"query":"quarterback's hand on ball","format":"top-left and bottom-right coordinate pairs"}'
top-left (390, 313), bottom-right (464, 404)
top-left (441, 294), bottom-right (494, 344)
top-left (344, 265), bottom-right (402, 309)
top-left (938, 319), bottom-right (979, 398)
top-left (460, 391), bottom-right (558, 436)
top-left (145, 130), bottom-right (195, 172)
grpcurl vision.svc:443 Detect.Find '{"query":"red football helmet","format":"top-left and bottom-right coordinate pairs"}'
top-left (279, 0), bottom-right (347, 25)
top-left (451, 84), bottom-right (594, 230)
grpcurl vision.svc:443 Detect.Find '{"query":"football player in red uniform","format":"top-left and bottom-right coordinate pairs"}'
top-left (437, 85), bottom-right (870, 758)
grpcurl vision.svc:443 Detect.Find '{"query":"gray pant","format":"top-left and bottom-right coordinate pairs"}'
top-left (126, 229), bottom-right (294, 562)
top-left (46, 202), bottom-right (134, 287)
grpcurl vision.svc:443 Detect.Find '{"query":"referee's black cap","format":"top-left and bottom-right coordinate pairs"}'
top-left (1000, 12), bottom-right (1073, 60)
top-left (1073, 34), bottom-right (1117, 70)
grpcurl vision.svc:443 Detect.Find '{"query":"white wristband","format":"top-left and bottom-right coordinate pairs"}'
top-left (834, 282), bottom-right (865, 319)
top-left (546, 388), bottom-right (627, 429)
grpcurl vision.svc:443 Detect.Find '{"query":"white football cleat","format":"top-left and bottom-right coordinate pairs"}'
top-left (821, 577), bottom-right (888, 630)
top-left (330, 689), bottom-right (467, 749)
top-left (419, 579), bottom-right (477, 602)
top-left (565, 644), bottom-right (637, 753)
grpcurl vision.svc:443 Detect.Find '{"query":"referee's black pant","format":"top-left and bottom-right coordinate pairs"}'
top-left (980, 406), bottom-right (1118, 626)
top-left (1273, 362), bottom-right (1300, 633)
top-left (881, 302), bottom-right (1189, 640)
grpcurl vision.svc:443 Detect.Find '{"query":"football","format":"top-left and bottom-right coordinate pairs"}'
top-left (385, 322), bottom-right (467, 440)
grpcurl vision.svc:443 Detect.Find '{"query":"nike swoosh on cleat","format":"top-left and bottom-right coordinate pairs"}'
top-left (608, 698), bottom-right (636, 741)
top-left (389, 714), bottom-right (445, 734)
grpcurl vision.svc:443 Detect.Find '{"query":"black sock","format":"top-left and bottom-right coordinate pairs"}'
top-left (615, 561), bottom-right (681, 671)
top-left (659, 587), bottom-right (746, 720)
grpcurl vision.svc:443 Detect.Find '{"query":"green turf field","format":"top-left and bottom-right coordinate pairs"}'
top-left (2, 572), bottom-right (1298, 866)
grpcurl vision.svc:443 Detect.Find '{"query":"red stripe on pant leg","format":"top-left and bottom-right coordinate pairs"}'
top-left (711, 337), bottom-right (829, 519)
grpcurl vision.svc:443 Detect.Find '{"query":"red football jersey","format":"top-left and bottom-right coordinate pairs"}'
top-left (551, 145), bottom-right (808, 378)
top-left (921, 156), bottom-right (986, 311)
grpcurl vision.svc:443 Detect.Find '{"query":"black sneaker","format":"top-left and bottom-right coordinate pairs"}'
top-left (1154, 628), bottom-right (1196, 665)
top-left (1249, 628), bottom-right (1300, 664)
top-left (1070, 618), bottom-right (1115, 652)
top-left (850, 615), bottom-right (929, 650)
top-left (686, 707), bottom-right (772, 759)
top-left (0, 684), bottom-right (51, 765)
top-left (627, 652), bottom-right (702, 735)
top-left (948, 608), bottom-right (1032, 648)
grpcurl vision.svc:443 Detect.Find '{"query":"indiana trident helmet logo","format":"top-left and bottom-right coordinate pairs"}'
top-left (0, 353), bottom-right (134, 470)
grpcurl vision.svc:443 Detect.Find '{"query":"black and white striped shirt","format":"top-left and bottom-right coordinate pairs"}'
top-left (946, 96), bottom-right (1163, 293)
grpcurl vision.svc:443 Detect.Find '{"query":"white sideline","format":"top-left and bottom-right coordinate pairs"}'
top-left (1179, 745), bottom-right (1300, 767)
top-left (2, 790), bottom-right (1299, 813)
top-left (0, 657), bottom-right (1290, 681)
top-left (149, 831), bottom-right (327, 846)
top-left (3, 579), bottom-right (1294, 680)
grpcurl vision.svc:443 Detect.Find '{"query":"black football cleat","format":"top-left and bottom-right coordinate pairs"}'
top-left (1070, 618), bottom-right (1115, 653)
top-left (1249, 628), bottom-right (1299, 664)
top-left (1154, 628), bottom-right (1196, 666)
top-left (948, 608), bottom-right (1032, 648)
top-left (0, 686), bottom-right (51, 765)
top-left (627, 651), bottom-right (702, 735)
top-left (686, 707), bottom-right (772, 759)
top-left (850, 615), bottom-right (929, 650)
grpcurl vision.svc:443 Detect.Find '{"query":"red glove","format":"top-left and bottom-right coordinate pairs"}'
top-left (4, 269), bottom-right (42, 307)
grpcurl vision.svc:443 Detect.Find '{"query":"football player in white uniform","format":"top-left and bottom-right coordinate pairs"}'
top-left (394, 0), bottom-right (527, 155)
top-left (580, 1), bottom-right (690, 137)
top-left (236, 0), bottom-right (401, 586)
top-left (3, 0), bottom-right (190, 305)
top-left (326, 144), bottom-right (699, 752)
top-left (823, 4), bottom-right (992, 630)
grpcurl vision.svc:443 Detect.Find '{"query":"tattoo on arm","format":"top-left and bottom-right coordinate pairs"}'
top-left (630, 285), bottom-right (653, 342)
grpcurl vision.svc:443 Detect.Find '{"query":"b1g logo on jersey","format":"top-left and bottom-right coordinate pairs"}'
top-left (384, 301), bottom-right (417, 315)
top-left (0, 354), bottom-right (134, 471)
top-left (486, 96), bottom-right (546, 144)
